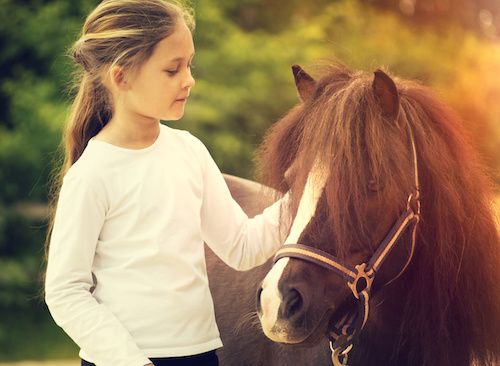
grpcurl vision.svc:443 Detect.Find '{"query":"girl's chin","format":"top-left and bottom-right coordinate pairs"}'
top-left (163, 115), bottom-right (183, 121)
top-left (163, 108), bottom-right (185, 121)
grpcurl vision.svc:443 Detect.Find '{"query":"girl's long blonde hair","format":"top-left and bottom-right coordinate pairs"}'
top-left (43, 0), bottom-right (194, 267)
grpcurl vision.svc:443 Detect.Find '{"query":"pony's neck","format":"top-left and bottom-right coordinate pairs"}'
top-left (349, 285), bottom-right (413, 366)
top-left (349, 278), bottom-right (470, 366)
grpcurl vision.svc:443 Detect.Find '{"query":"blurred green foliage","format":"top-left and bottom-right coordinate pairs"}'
top-left (0, 0), bottom-right (499, 360)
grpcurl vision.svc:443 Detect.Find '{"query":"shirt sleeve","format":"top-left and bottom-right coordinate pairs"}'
top-left (44, 171), bottom-right (151, 366)
top-left (197, 139), bottom-right (291, 271)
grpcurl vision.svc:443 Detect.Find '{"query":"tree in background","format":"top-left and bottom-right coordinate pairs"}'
top-left (364, 0), bottom-right (500, 38)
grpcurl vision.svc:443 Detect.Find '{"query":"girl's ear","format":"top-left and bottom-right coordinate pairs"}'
top-left (292, 64), bottom-right (316, 102)
top-left (372, 69), bottom-right (400, 121)
top-left (109, 65), bottom-right (129, 90)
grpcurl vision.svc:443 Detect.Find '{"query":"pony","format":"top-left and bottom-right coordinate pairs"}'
top-left (256, 64), bottom-right (500, 365)
top-left (208, 63), bottom-right (500, 366)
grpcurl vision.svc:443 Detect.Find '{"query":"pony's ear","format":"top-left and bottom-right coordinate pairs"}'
top-left (292, 64), bottom-right (316, 102)
top-left (372, 69), bottom-right (400, 121)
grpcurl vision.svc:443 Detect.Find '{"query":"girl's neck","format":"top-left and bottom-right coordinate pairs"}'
top-left (94, 113), bottom-right (161, 149)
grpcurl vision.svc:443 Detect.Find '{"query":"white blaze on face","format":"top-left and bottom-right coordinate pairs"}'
top-left (259, 159), bottom-right (329, 341)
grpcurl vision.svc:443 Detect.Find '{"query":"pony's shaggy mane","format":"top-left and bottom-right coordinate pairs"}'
top-left (256, 63), bottom-right (500, 366)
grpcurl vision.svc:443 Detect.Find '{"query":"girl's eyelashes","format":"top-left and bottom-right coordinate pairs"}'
top-left (166, 69), bottom-right (179, 76)
top-left (165, 63), bottom-right (195, 76)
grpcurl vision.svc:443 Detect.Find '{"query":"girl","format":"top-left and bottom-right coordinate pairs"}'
top-left (43, 1), bottom-right (290, 365)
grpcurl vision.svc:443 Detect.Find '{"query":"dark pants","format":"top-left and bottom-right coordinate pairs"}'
top-left (81, 350), bottom-right (219, 366)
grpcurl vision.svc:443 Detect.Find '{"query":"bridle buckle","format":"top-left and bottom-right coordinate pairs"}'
top-left (347, 263), bottom-right (374, 299)
top-left (407, 191), bottom-right (421, 215)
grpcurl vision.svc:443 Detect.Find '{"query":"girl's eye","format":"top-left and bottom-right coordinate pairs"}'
top-left (165, 63), bottom-right (194, 76)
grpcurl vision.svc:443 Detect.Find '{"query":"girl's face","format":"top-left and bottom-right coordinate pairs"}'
top-left (124, 20), bottom-right (195, 122)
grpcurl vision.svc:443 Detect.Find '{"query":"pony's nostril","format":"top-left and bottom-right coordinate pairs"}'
top-left (256, 286), bottom-right (263, 313)
top-left (283, 288), bottom-right (303, 318)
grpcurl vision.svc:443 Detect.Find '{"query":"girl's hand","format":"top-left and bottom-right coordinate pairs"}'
top-left (145, 363), bottom-right (154, 366)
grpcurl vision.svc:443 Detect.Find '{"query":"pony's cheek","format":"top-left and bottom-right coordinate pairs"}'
top-left (322, 277), bottom-right (352, 308)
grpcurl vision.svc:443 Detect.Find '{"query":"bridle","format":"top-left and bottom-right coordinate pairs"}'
top-left (273, 123), bottom-right (421, 366)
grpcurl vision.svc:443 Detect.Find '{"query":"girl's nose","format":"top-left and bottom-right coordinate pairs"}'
top-left (183, 69), bottom-right (195, 89)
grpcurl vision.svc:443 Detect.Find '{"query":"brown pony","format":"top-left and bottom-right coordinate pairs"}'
top-left (208, 63), bottom-right (500, 366)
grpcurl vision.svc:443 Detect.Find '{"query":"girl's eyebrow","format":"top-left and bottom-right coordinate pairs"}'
top-left (168, 52), bottom-right (195, 63)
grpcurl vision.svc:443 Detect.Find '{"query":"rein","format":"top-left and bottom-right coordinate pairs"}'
top-left (273, 124), bottom-right (421, 366)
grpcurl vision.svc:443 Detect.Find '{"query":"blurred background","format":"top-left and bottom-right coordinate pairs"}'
top-left (0, 0), bottom-right (499, 362)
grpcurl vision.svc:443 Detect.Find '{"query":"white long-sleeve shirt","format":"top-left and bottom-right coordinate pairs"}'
top-left (44, 124), bottom-right (290, 366)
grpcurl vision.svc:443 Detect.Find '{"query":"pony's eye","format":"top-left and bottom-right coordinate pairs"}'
top-left (368, 179), bottom-right (383, 192)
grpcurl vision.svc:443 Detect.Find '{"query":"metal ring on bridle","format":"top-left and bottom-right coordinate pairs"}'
top-left (347, 263), bottom-right (374, 300)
